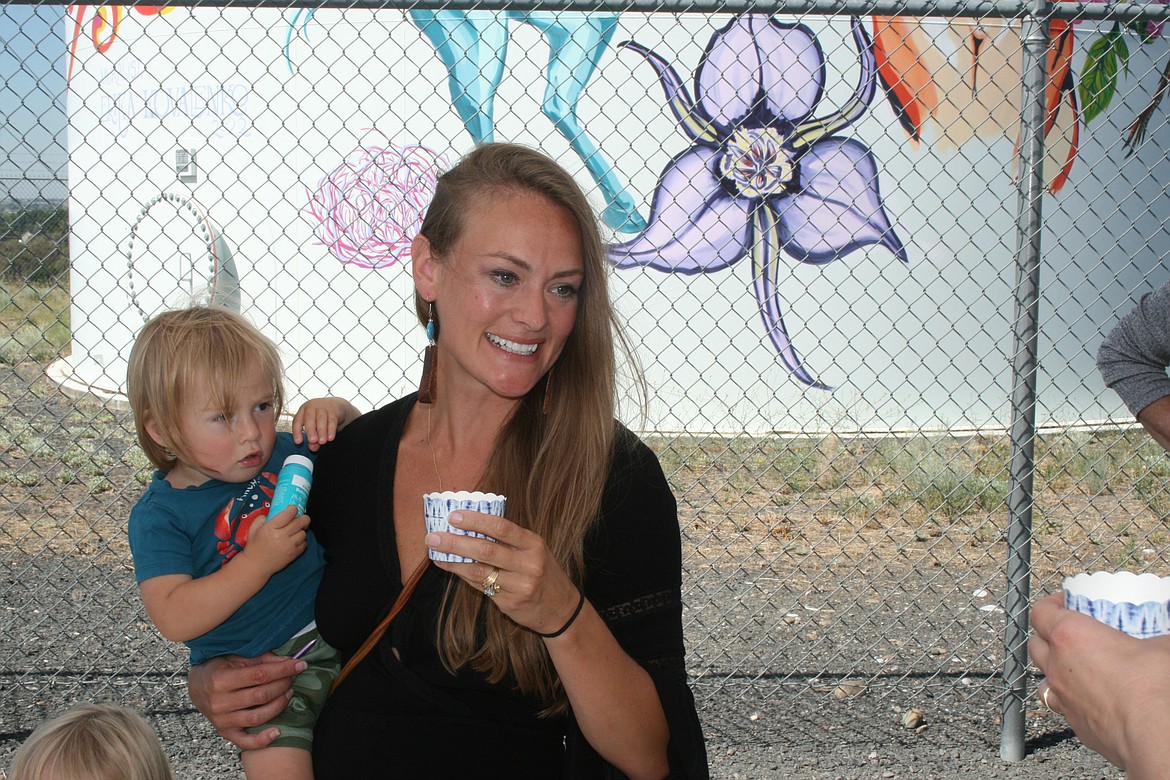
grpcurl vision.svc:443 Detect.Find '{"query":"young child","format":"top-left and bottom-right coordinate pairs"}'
top-left (8, 703), bottom-right (174, 780)
top-left (125, 306), bottom-right (360, 780)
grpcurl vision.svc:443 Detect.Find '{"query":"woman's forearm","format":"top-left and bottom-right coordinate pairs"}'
top-left (545, 603), bottom-right (670, 780)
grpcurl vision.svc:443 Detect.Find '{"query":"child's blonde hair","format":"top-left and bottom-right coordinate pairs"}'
top-left (8, 703), bottom-right (175, 780)
top-left (127, 306), bottom-right (284, 471)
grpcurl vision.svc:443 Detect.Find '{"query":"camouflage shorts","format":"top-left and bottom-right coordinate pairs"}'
top-left (246, 626), bottom-right (340, 752)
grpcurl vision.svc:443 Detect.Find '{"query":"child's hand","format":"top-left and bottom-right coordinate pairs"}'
top-left (292, 397), bottom-right (361, 451)
top-left (239, 506), bottom-right (310, 576)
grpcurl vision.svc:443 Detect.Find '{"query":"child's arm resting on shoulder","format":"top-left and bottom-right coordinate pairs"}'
top-left (292, 397), bottom-right (361, 451)
top-left (139, 508), bottom-right (311, 642)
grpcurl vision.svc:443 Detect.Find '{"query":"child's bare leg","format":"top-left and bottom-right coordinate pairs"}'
top-left (241, 745), bottom-right (313, 780)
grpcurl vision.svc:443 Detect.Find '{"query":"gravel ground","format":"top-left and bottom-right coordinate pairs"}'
top-left (0, 362), bottom-right (1126, 778)
top-left (0, 546), bottom-right (1123, 780)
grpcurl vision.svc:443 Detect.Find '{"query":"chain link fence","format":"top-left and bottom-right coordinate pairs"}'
top-left (2, 0), bottom-right (1170, 773)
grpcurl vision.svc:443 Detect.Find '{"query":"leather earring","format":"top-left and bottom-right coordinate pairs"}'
top-left (418, 301), bottom-right (437, 404)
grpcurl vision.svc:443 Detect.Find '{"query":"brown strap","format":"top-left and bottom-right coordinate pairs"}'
top-left (329, 558), bottom-right (431, 695)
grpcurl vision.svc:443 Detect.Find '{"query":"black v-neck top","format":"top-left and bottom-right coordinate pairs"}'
top-left (307, 394), bottom-right (708, 779)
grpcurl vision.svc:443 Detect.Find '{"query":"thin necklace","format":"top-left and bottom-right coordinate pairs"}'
top-left (427, 404), bottom-right (443, 492)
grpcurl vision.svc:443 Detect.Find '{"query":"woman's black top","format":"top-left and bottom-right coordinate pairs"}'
top-left (307, 394), bottom-right (708, 779)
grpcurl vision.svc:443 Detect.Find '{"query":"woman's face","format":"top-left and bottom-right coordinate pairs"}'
top-left (414, 190), bottom-right (585, 405)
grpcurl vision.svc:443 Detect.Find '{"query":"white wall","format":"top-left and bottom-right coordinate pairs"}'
top-left (56, 9), bottom-right (1170, 433)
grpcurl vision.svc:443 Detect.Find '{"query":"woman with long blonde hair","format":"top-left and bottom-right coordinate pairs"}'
top-left (189, 143), bottom-right (708, 778)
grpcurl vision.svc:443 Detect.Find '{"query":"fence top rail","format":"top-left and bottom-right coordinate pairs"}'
top-left (6, 0), bottom-right (1168, 20)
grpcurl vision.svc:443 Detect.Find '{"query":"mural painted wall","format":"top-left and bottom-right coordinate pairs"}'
top-left (57, 4), bottom-right (1170, 433)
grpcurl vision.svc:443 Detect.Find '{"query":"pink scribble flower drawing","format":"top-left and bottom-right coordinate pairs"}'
top-left (306, 140), bottom-right (448, 269)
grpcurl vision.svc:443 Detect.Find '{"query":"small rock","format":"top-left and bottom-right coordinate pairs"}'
top-left (832, 679), bottom-right (867, 699)
top-left (901, 708), bottom-right (925, 729)
top-left (782, 613), bottom-right (800, 625)
top-left (749, 710), bottom-right (761, 721)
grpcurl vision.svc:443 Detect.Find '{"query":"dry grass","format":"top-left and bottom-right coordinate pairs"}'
top-left (651, 427), bottom-right (1170, 583)
top-left (0, 280), bottom-right (69, 365)
top-left (3, 361), bottom-right (1168, 588)
top-left (3, 280), bottom-right (1164, 581)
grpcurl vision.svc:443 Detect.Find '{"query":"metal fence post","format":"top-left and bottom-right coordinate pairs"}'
top-left (1000, 0), bottom-right (1053, 763)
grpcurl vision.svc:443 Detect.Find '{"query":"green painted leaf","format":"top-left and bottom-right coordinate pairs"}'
top-left (1079, 33), bottom-right (1122, 124)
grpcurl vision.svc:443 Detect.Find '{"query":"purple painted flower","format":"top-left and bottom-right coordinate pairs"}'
top-left (611, 15), bottom-right (908, 388)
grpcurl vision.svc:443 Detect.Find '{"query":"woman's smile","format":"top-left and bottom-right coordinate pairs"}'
top-left (486, 333), bottom-right (540, 356)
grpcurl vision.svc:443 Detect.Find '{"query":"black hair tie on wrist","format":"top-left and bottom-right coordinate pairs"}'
top-left (537, 589), bottom-right (586, 639)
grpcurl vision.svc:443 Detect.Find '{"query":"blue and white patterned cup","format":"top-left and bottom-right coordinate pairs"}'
top-left (423, 491), bottom-right (506, 563)
top-left (1063, 571), bottom-right (1170, 639)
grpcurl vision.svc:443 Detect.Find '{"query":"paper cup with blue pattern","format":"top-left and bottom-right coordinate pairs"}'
top-left (1063, 571), bottom-right (1170, 638)
top-left (423, 491), bottom-right (506, 563)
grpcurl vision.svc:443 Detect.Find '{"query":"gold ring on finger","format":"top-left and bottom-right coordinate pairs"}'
top-left (1041, 684), bottom-right (1055, 713)
top-left (482, 567), bottom-right (501, 597)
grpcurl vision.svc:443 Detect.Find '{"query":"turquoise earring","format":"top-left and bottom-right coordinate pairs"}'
top-left (418, 302), bottom-right (437, 404)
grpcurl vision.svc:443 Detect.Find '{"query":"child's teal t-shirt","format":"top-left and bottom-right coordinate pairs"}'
top-left (128, 432), bottom-right (324, 664)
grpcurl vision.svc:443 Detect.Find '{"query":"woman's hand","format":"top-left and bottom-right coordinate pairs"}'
top-left (425, 509), bottom-right (579, 634)
top-left (187, 652), bottom-right (305, 749)
top-left (425, 509), bottom-right (670, 778)
top-left (1030, 593), bottom-right (1170, 777)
